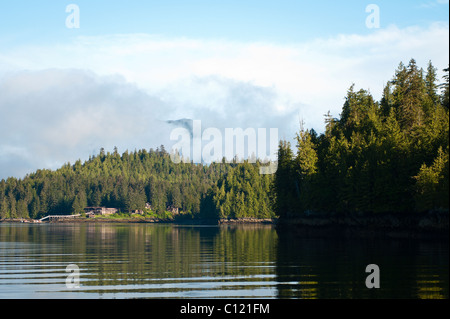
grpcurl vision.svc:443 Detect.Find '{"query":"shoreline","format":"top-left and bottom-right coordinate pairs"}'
top-left (0, 217), bottom-right (278, 225)
top-left (2, 212), bottom-right (448, 238)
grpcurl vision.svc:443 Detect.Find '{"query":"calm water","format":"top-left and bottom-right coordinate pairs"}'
top-left (0, 223), bottom-right (448, 299)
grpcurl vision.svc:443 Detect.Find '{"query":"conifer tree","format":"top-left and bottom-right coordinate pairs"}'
top-left (425, 61), bottom-right (439, 108)
top-left (273, 140), bottom-right (296, 217)
top-left (441, 66), bottom-right (449, 110)
top-left (294, 124), bottom-right (318, 214)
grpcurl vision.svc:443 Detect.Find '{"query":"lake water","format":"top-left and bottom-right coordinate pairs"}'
top-left (0, 222), bottom-right (448, 299)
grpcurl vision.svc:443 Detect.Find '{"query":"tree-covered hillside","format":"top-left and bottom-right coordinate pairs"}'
top-left (0, 146), bottom-right (225, 219)
top-left (273, 59), bottom-right (449, 218)
top-left (0, 146), bottom-right (274, 220)
top-left (201, 161), bottom-right (275, 219)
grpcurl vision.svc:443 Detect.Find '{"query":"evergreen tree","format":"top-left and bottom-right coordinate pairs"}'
top-left (380, 81), bottom-right (393, 117)
top-left (273, 141), bottom-right (296, 217)
top-left (294, 124), bottom-right (318, 214)
top-left (8, 193), bottom-right (17, 219)
top-left (393, 59), bottom-right (426, 130)
top-left (425, 61), bottom-right (439, 108)
top-left (414, 147), bottom-right (449, 211)
top-left (29, 194), bottom-right (41, 219)
top-left (72, 190), bottom-right (87, 214)
top-left (440, 66), bottom-right (449, 110)
top-left (0, 197), bottom-right (8, 219)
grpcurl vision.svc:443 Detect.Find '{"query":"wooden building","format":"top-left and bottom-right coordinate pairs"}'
top-left (84, 207), bottom-right (118, 216)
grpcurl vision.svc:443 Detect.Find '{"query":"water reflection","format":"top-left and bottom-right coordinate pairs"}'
top-left (275, 229), bottom-right (449, 299)
top-left (0, 223), bottom-right (447, 299)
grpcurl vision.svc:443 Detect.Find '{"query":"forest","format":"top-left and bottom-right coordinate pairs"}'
top-left (274, 59), bottom-right (449, 218)
top-left (0, 145), bottom-right (274, 220)
top-left (0, 59), bottom-right (448, 220)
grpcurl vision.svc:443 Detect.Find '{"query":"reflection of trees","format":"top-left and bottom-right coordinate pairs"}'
top-left (2, 223), bottom-right (447, 298)
top-left (72, 224), bottom-right (279, 293)
top-left (210, 225), bottom-right (278, 277)
top-left (5, 224), bottom-right (279, 292)
top-left (75, 225), bottom-right (206, 287)
top-left (275, 227), bottom-right (449, 299)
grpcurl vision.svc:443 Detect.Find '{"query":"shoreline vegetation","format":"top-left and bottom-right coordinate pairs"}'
top-left (1, 60), bottom-right (449, 238)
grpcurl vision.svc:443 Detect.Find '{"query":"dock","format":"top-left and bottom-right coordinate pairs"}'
top-left (39, 214), bottom-right (82, 222)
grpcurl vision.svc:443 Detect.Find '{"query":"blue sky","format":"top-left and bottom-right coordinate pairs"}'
top-left (1, 0), bottom-right (448, 44)
top-left (0, 0), bottom-right (449, 179)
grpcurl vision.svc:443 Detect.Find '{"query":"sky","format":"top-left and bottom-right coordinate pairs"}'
top-left (0, 0), bottom-right (449, 179)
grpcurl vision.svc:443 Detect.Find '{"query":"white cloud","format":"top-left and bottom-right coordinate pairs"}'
top-left (2, 23), bottom-right (448, 101)
top-left (0, 69), bottom-right (296, 179)
top-left (0, 69), bottom-right (176, 178)
top-left (419, 0), bottom-right (449, 8)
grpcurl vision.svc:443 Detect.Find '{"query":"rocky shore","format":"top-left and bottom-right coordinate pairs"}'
top-left (218, 218), bottom-right (276, 224)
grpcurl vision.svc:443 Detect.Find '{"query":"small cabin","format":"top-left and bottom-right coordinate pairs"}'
top-left (167, 205), bottom-right (179, 215)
